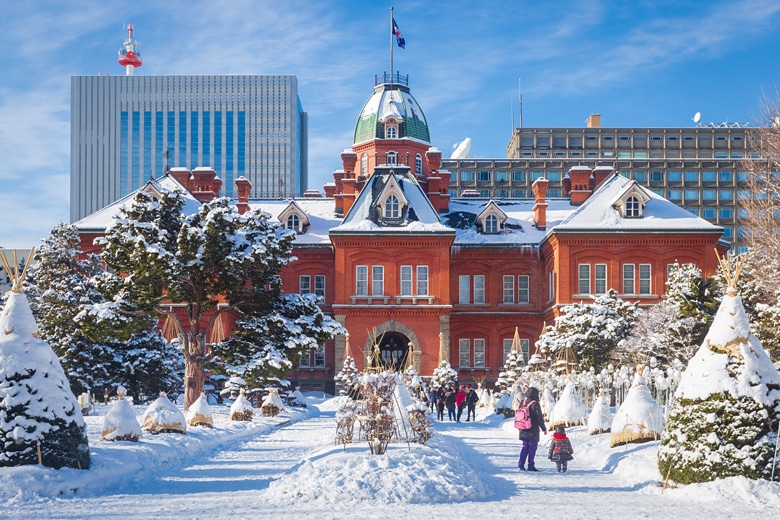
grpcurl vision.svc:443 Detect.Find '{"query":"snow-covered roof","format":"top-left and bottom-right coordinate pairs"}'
top-left (353, 84), bottom-right (430, 144)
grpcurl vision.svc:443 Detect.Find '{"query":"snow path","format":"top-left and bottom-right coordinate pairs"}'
top-left (7, 399), bottom-right (779, 519)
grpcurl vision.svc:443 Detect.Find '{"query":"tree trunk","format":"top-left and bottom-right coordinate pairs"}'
top-left (183, 332), bottom-right (206, 410)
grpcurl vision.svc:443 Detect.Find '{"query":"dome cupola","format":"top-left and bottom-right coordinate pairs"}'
top-left (353, 75), bottom-right (430, 145)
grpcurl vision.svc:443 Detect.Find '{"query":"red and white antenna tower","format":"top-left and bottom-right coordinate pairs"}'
top-left (118, 24), bottom-right (142, 76)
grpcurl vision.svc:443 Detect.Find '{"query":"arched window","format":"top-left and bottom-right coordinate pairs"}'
top-left (626, 196), bottom-right (640, 218)
top-left (286, 214), bottom-right (300, 230)
top-left (361, 153), bottom-right (368, 175)
top-left (485, 214), bottom-right (498, 233)
top-left (386, 126), bottom-right (397, 139)
top-left (415, 154), bottom-right (423, 174)
top-left (385, 195), bottom-right (400, 219)
top-left (386, 151), bottom-right (397, 165)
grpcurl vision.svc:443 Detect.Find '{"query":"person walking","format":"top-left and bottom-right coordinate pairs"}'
top-left (517, 386), bottom-right (547, 472)
top-left (455, 385), bottom-right (467, 422)
top-left (428, 386), bottom-right (438, 413)
top-left (436, 386), bottom-right (446, 420)
top-left (465, 385), bottom-right (479, 421)
top-left (445, 386), bottom-right (457, 421)
top-left (548, 425), bottom-right (574, 473)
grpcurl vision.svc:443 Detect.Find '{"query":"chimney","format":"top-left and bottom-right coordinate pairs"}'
top-left (568, 166), bottom-right (593, 205)
top-left (586, 114), bottom-right (601, 128)
top-left (191, 167), bottom-right (221, 203)
top-left (593, 166), bottom-right (614, 188)
top-left (235, 176), bottom-right (252, 214)
top-left (425, 147), bottom-right (442, 177)
top-left (169, 167), bottom-right (193, 191)
top-left (341, 150), bottom-right (358, 177)
top-left (532, 177), bottom-right (549, 230)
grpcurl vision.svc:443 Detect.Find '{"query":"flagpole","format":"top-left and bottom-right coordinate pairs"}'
top-left (390, 7), bottom-right (394, 84)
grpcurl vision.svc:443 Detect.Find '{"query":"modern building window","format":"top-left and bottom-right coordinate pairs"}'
top-left (503, 275), bottom-right (514, 303)
top-left (511, 189), bottom-right (526, 198)
top-left (702, 171), bottom-right (717, 182)
top-left (719, 189), bottom-right (733, 201)
top-left (650, 171), bottom-right (664, 182)
top-left (688, 208), bottom-right (699, 216)
top-left (667, 189), bottom-right (682, 201)
top-left (372, 266), bottom-right (384, 296)
top-left (518, 275), bottom-right (530, 303)
top-left (461, 171), bottom-right (475, 182)
top-left (459, 339), bottom-right (470, 367)
top-left (459, 275), bottom-right (470, 304)
top-left (474, 275), bottom-right (486, 303)
top-left (356, 266), bottom-right (368, 296)
top-left (385, 195), bottom-right (400, 218)
top-left (595, 264), bottom-right (607, 294)
top-left (633, 171), bottom-right (647, 182)
top-left (477, 171), bottom-right (491, 182)
top-left (684, 171), bottom-right (699, 183)
top-left (722, 227), bottom-right (734, 238)
top-left (578, 264), bottom-right (591, 294)
top-left (719, 171), bottom-right (734, 182)
top-left (702, 189), bottom-right (717, 201)
top-left (531, 171), bottom-right (545, 181)
top-left (684, 190), bottom-right (699, 202)
top-left (703, 208), bottom-right (717, 219)
top-left (546, 171), bottom-right (561, 182)
top-left (417, 266), bottom-right (429, 296)
top-left (474, 339), bottom-right (486, 367)
top-left (401, 266), bottom-right (413, 296)
top-left (495, 171), bottom-right (509, 182)
top-left (623, 264), bottom-right (635, 294)
top-left (639, 264), bottom-right (652, 295)
top-left (668, 171), bottom-right (682, 182)
top-left (511, 171), bottom-right (526, 182)
top-left (719, 208), bottom-right (734, 219)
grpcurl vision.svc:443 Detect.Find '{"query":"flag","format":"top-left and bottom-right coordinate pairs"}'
top-left (392, 17), bottom-right (405, 49)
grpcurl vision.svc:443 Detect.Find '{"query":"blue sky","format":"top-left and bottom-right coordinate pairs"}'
top-left (1, 0), bottom-right (779, 248)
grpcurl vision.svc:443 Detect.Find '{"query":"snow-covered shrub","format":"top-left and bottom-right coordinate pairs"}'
top-left (142, 393), bottom-right (186, 434)
top-left (186, 393), bottom-right (214, 428)
top-left (102, 386), bottom-right (142, 442)
top-left (229, 389), bottom-right (254, 421)
top-left (610, 372), bottom-right (664, 447)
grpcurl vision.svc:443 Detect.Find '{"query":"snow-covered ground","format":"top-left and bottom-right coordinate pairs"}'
top-left (2, 394), bottom-right (778, 519)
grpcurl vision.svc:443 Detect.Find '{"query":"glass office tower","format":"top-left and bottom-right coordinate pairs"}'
top-left (71, 75), bottom-right (307, 221)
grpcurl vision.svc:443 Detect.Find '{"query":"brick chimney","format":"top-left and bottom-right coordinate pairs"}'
top-left (593, 166), bottom-right (614, 188)
top-left (341, 150), bottom-right (358, 178)
top-left (191, 167), bottom-right (222, 203)
top-left (532, 177), bottom-right (549, 230)
top-left (235, 176), bottom-right (252, 214)
top-left (568, 166), bottom-right (593, 206)
top-left (169, 167), bottom-right (193, 191)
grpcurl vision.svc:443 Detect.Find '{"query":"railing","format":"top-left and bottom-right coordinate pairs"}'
top-left (376, 72), bottom-right (409, 87)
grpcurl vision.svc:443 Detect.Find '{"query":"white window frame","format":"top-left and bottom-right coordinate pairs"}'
top-left (372, 266), bottom-right (384, 296)
top-left (549, 270), bottom-right (555, 301)
top-left (474, 275), bottom-right (485, 303)
top-left (387, 151), bottom-right (397, 165)
top-left (503, 275), bottom-right (514, 303)
top-left (503, 339), bottom-right (513, 365)
top-left (287, 214), bottom-right (300, 231)
top-left (518, 275), bottom-right (530, 303)
top-left (474, 339), bottom-right (485, 367)
top-left (578, 264), bottom-right (591, 294)
top-left (485, 215), bottom-right (498, 233)
top-left (400, 265), bottom-right (413, 296)
top-left (415, 153), bottom-right (422, 174)
top-left (314, 275), bottom-right (326, 298)
top-left (595, 264), bottom-right (607, 295)
top-left (356, 265), bottom-right (368, 296)
top-left (314, 343), bottom-right (325, 366)
top-left (639, 264), bottom-right (652, 295)
top-left (416, 266), bottom-right (429, 296)
top-left (361, 153), bottom-right (368, 175)
top-left (459, 339), bottom-right (470, 367)
top-left (299, 275), bottom-right (311, 294)
top-left (519, 339), bottom-right (530, 364)
top-left (385, 194), bottom-right (400, 219)
top-left (623, 264), bottom-right (635, 294)
top-left (626, 196), bottom-right (640, 217)
top-left (459, 275), bottom-right (470, 304)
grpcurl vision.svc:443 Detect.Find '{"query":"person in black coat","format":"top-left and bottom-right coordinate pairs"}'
top-left (465, 385), bottom-right (479, 421)
top-left (517, 386), bottom-right (547, 471)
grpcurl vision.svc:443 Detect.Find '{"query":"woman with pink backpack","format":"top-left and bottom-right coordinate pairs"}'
top-left (516, 386), bottom-right (547, 472)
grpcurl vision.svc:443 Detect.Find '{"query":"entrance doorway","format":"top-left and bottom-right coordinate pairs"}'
top-left (374, 332), bottom-right (411, 371)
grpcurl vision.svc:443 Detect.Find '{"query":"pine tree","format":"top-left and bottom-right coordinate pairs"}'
top-left (537, 289), bottom-right (639, 370)
top-left (0, 290), bottom-right (90, 469)
top-left (431, 360), bottom-right (457, 389)
top-left (335, 356), bottom-right (360, 396)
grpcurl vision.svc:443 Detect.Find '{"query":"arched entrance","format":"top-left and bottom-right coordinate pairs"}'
top-left (374, 331), bottom-right (411, 371)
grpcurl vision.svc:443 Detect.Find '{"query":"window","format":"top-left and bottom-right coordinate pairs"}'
top-left (485, 215), bottom-right (499, 233)
top-left (474, 275), bottom-right (485, 303)
top-left (650, 171), bottom-right (664, 182)
top-left (372, 266), bottom-right (384, 296)
top-left (595, 264), bottom-right (607, 294)
top-left (519, 339), bottom-right (530, 364)
top-left (386, 151), bottom-right (397, 165)
top-left (459, 339), bottom-right (470, 367)
top-left (385, 194), bottom-right (400, 218)
top-left (719, 208), bottom-right (734, 219)
top-left (386, 126), bottom-right (397, 139)
top-left (719, 171), bottom-right (734, 182)
top-left (684, 190), bottom-right (699, 202)
top-left (361, 153), bottom-right (368, 175)
top-left (474, 339), bottom-right (485, 367)
top-left (626, 196), bottom-right (640, 217)
top-left (356, 266), bottom-right (368, 296)
top-left (633, 171), bottom-right (647, 182)
top-left (459, 275), bottom-right (470, 304)
top-left (702, 208), bottom-right (716, 219)
top-left (623, 264), bottom-right (635, 294)
top-left (511, 171), bottom-right (526, 182)
top-left (300, 275), bottom-right (311, 294)
top-left (503, 275), bottom-right (514, 303)
top-left (314, 275), bottom-right (326, 298)
top-left (415, 154), bottom-right (422, 174)
top-left (702, 189), bottom-right (717, 201)
top-left (531, 171), bottom-right (544, 181)
top-left (461, 171), bottom-right (474, 182)
top-left (314, 344), bottom-right (325, 366)
top-left (417, 266), bottom-right (429, 296)
top-left (667, 189), bottom-right (682, 201)
top-left (511, 189), bottom-right (526, 198)
top-left (719, 189), bottom-right (733, 201)
top-left (401, 266), bottom-right (413, 296)
top-left (299, 351), bottom-right (310, 367)
top-left (549, 270), bottom-right (555, 301)
top-left (668, 171), bottom-right (682, 182)
top-left (722, 227), bottom-right (733, 238)
top-left (503, 339), bottom-right (513, 364)
top-left (702, 171), bottom-right (717, 182)
top-left (639, 264), bottom-right (651, 295)
top-left (495, 171), bottom-right (509, 182)
top-left (578, 264), bottom-right (591, 294)
top-left (688, 208), bottom-right (699, 216)
top-left (477, 171), bottom-right (491, 182)
top-left (286, 214), bottom-right (300, 231)
top-left (546, 171), bottom-right (561, 182)
top-left (684, 171), bottom-right (699, 183)
top-left (518, 275), bottom-right (530, 303)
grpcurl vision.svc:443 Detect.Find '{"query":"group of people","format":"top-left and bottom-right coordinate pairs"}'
top-left (421, 384), bottom-right (479, 422)
top-left (514, 386), bottom-right (574, 473)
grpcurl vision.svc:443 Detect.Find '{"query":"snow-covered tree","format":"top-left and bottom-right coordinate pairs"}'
top-left (430, 360), bottom-right (457, 389)
top-left (96, 190), bottom-right (337, 409)
top-left (335, 356), bottom-right (360, 396)
top-left (658, 266), bottom-right (780, 484)
top-left (210, 293), bottom-right (343, 388)
top-left (537, 289), bottom-right (639, 370)
top-left (0, 290), bottom-right (90, 469)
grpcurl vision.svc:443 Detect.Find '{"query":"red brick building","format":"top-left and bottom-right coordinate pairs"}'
top-left (75, 76), bottom-right (726, 394)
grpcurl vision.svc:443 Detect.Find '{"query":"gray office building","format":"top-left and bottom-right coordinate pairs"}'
top-left (443, 115), bottom-right (753, 250)
top-left (70, 75), bottom-right (307, 221)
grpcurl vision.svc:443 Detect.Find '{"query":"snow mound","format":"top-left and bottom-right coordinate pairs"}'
top-left (264, 434), bottom-right (490, 504)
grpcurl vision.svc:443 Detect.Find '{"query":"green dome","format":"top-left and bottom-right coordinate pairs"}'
top-left (353, 83), bottom-right (430, 145)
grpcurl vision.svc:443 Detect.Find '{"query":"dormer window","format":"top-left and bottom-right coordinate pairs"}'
top-left (625, 196), bottom-right (640, 218)
top-left (385, 118), bottom-right (399, 139)
top-left (286, 214), bottom-right (300, 231)
top-left (385, 195), bottom-right (400, 219)
top-left (485, 215), bottom-right (498, 233)
top-left (387, 151), bottom-right (397, 165)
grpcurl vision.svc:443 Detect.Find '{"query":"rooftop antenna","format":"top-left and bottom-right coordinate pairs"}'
top-left (118, 23), bottom-right (142, 76)
top-left (518, 78), bottom-right (523, 128)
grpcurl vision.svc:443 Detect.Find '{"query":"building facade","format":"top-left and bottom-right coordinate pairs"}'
top-left (70, 75), bottom-right (307, 221)
top-left (444, 117), bottom-right (752, 250)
